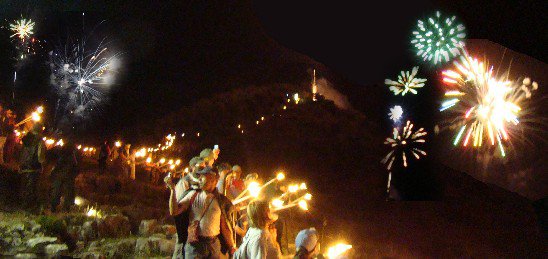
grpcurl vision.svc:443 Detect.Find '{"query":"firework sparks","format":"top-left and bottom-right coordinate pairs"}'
top-left (49, 35), bottom-right (121, 123)
top-left (411, 11), bottom-right (466, 65)
top-left (385, 66), bottom-right (427, 96)
top-left (440, 53), bottom-right (538, 157)
top-left (388, 105), bottom-right (404, 122)
top-left (381, 120), bottom-right (427, 170)
top-left (10, 18), bottom-right (35, 41)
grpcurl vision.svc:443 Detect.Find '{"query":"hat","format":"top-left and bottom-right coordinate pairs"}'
top-left (295, 228), bottom-right (318, 253)
top-left (195, 166), bottom-right (217, 175)
top-left (189, 156), bottom-right (202, 167)
top-left (232, 165), bottom-right (242, 173)
top-left (199, 148), bottom-right (213, 159)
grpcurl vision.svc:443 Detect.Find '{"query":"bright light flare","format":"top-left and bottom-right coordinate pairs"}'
top-left (271, 199), bottom-right (284, 208)
top-left (298, 200), bottom-right (308, 211)
top-left (115, 141), bottom-right (122, 147)
top-left (326, 243), bottom-right (352, 258)
top-left (276, 172), bottom-right (285, 181)
top-left (288, 184), bottom-right (299, 193)
top-left (388, 105), bottom-right (404, 122)
top-left (248, 182), bottom-right (261, 198)
top-left (10, 18), bottom-right (35, 41)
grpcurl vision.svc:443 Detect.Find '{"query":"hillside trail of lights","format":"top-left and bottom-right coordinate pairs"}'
top-left (411, 11), bottom-right (466, 65)
top-left (381, 120), bottom-right (427, 170)
top-left (385, 66), bottom-right (427, 96)
top-left (440, 52), bottom-right (538, 157)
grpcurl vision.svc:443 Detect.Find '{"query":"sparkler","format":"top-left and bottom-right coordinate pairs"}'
top-left (381, 120), bottom-right (427, 170)
top-left (440, 53), bottom-right (538, 157)
top-left (385, 67), bottom-right (427, 96)
top-left (388, 105), bottom-right (404, 122)
top-left (411, 11), bottom-right (466, 65)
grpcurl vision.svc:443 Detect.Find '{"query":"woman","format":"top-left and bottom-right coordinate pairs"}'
top-left (234, 200), bottom-right (281, 259)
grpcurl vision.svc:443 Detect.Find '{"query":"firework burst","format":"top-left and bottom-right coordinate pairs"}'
top-left (381, 120), bottom-right (427, 170)
top-left (385, 66), bottom-right (427, 96)
top-left (388, 105), bottom-right (404, 122)
top-left (49, 36), bottom-right (121, 124)
top-left (439, 53), bottom-right (538, 157)
top-left (10, 18), bottom-right (35, 41)
top-left (411, 11), bottom-right (466, 65)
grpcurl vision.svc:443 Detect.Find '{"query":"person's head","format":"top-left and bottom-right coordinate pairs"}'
top-left (232, 165), bottom-right (242, 179)
top-left (124, 144), bottom-right (131, 150)
top-left (294, 228), bottom-right (320, 259)
top-left (245, 173), bottom-right (258, 185)
top-left (196, 166), bottom-right (219, 192)
top-left (247, 199), bottom-right (277, 229)
top-left (217, 162), bottom-right (231, 175)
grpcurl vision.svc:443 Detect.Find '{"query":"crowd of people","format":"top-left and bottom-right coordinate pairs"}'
top-left (164, 146), bottom-right (324, 259)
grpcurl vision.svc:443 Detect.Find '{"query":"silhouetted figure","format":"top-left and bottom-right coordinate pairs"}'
top-left (50, 141), bottom-right (79, 212)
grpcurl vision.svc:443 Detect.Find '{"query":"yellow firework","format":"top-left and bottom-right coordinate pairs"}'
top-left (10, 18), bottom-right (35, 41)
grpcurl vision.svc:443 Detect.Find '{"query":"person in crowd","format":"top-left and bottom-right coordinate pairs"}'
top-left (3, 124), bottom-right (16, 164)
top-left (294, 228), bottom-right (320, 259)
top-left (19, 123), bottom-right (46, 212)
top-left (215, 162), bottom-right (232, 196)
top-left (98, 140), bottom-right (110, 174)
top-left (234, 199), bottom-right (282, 259)
top-left (168, 166), bottom-right (236, 258)
top-left (213, 145), bottom-right (220, 161)
top-left (50, 139), bottom-right (79, 213)
top-left (119, 144), bottom-right (131, 178)
top-left (129, 148), bottom-right (136, 180)
top-left (225, 165), bottom-right (245, 200)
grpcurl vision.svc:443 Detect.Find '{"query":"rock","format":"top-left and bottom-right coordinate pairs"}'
top-left (45, 244), bottom-right (68, 256)
top-left (12, 223), bottom-right (25, 232)
top-left (97, 215), bottom-right (131, 238)
top-left (30, 224), bottom-right (41, 234)
top-left (80, 221), bottom-right (97, 241)
top-left (14, 253), bottom-right (38, 258)
top-left (79, 251), bottom-right (107, 259)
top-left (151, 233), bottom-right (167, 239)
top-left (138, 219), bottom-right (159, 236)
top-left (162, 224), bottom-right (177, 238)
top-left (134, 237), bottom-right (161, 255)
top-left (107, 238), bottom-right (136, 258)
top-left (26, 237), bottom-right (57, 253)
top-left (158, 238), bottom-right (176, 255)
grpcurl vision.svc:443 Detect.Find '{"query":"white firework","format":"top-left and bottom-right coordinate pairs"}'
top-left (49, 37), bottom-right (121, 118)
top-left (381, 120), bottom-right (427, 170)
top-left (388, 105), bottom-right (404, 122)
top-left (385, 66), bottom-right (427, 96)
top-left (10, 18), bottom-right (35, 41)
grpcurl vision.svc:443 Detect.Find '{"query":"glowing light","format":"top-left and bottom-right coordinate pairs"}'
top-left (36, 106), bottom-right (44, 114)
top-left (440, 53), bottom-right (538, 157)
top-left (276, 172), bottom-right (285, 181)
top-left (293, 93), bottom-right (300, 104)
top-left (159, 158), bottom-right (166, 164)
top-left (288, 185), bottom-right (299, 193)
top-left (388, 105), bottom-right (404, 122)
top-left (271, 199), bottom-right (284, 208)
top-left (385, 67), bottom-right (427, 96)
top-left (299, 183), bottom-right (307, 190)
top-left (146, 157), bottom-right (152, 163)
top-left (10, 18), bottom-right (35, 41)
top-left (77, 145), bottom-right (82, 150)
top-left (86, 206), bottom-right (102, 218)
top-left (304, 193), bottom-right (312, 200)
top-left (298, 200), bottom-right (308, 211)
top-left (248, 182), bottom-right (261, 198)
top-left (170, 165), bottom-right (175, 170)
top-left (381, 120), bottom-right (427, 170)
top-left (175, 159), bottom-right (181, 165)
top-left (83, 147), bottom-right (89, 152)
top-left (168, 159), bottom-right (174, 165)
top-left (115, 141), bottom-right (122, 147)
top-left (411, 11), bottom-right (466, 65)
top-left (56, 139), bottom-right (64, 147)
top-left (74, 196), bottom-right (85, 206)
top-left (326, 243), bottom-right (352, 258)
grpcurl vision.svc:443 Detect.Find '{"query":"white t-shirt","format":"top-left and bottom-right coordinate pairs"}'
top-left (179, 190), bottom-right (221, 237)
top-left (234, 227), bottom-right (281, 259)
